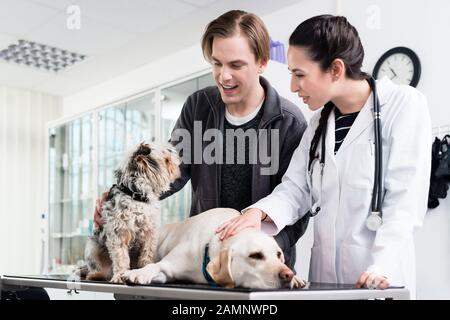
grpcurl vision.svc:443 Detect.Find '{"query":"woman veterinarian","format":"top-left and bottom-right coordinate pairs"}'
top-left (217, 15), bottom-right (431, 299)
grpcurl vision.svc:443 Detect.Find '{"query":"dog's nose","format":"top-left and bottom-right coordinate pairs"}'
top-left (279, 267), bottom-right (294, 283)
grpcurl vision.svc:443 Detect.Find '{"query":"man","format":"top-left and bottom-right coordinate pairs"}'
top-left (95, 10), bottom-right (309, 269)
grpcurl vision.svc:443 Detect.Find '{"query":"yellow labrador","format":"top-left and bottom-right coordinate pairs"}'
top-left (121, 208), bottom-right (306, 289)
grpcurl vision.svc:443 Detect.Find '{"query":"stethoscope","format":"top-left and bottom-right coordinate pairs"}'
top-left (307, 77), bottom-right (383, 231)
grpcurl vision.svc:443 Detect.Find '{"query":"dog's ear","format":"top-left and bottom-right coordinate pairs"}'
top-left (136, 143), bottom-right (151, 156)
top-left (114, 169), bottom-right (123, 181)
top-left (206, 248), bottom-right (235, 288)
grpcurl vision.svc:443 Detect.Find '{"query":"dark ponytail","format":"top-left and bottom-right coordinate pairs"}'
top-left (290, 15), bottom-right (369, 168)
top-left (308, 103), bottom-right (333, 170)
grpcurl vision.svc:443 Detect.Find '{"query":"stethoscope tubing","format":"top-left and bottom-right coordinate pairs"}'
top-left (310, 77), bottom-right (383, 223)
top-left (370, 77), bottom-right (383, 215)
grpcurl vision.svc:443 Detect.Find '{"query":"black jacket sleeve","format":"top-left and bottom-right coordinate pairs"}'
top-left (275, 113), bottom-right (307, 183)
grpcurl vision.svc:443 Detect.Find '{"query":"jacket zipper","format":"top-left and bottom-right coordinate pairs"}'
top-left (206, 93), bottom-right (221, 207)
top-left (251, 114), bottom-right (283, 202)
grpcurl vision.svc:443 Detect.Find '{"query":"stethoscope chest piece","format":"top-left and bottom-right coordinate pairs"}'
top-left (310, 203), bottom-right (321, 217)
top-left (366, 212), bottom-right (382, 231)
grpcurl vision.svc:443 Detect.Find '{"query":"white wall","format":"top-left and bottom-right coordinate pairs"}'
top-left (336, 0), bottom-right (450, 300)
top-left (61, 0), bottom-right (450, 299)
top-left (415, 199), bottom-right (450, 299)
top-left (0, 86), bottom-right (62, 275)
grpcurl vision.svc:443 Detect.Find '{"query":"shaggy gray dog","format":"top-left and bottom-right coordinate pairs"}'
top-left (84, 142), bottom-right (180, 283)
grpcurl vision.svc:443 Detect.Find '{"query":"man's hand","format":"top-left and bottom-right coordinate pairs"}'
top-left (215, 208), bottom-right (266, 241)
top-left (356, 271), bottom-right (390, 289)
top-left (93, 191), bottom-right (108, 230)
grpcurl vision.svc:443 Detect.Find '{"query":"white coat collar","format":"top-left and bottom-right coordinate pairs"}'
top-left (334, 76), bottom-right (395, 155)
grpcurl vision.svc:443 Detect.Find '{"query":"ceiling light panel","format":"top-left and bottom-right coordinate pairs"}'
top-left (0, 39), bottom-right (87, 73)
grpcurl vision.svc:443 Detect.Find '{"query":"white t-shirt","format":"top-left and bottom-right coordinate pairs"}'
top-left (224, 101), bottom-right (264, 126)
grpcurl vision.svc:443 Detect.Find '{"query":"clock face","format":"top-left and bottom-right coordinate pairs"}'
top-left (373, 47), bottom-right (421, 87)
top-left (376, 53), bottom-right (414, 85)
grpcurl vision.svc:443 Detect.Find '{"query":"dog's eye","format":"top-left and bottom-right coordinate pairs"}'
top-left (249, 252), bottom-right (265, 260)
top-left (277, 251), bottom-right (282, 259)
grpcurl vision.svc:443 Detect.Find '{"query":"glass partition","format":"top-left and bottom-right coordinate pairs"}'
top-left (159, 73), bottom-right (214, 224)
top-left (48, 114), bottom-right (93, 273)
top-left (97, 93), bottom-right (156, 196)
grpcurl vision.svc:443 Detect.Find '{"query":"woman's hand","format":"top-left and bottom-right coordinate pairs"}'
top-left (216, 208), bottom-right (266, 241)
top-left (356, 271), bottom-right (390, 289)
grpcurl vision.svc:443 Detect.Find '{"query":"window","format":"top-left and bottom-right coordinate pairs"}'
top-left (48, 114), bottom-right (93, 272)
top-left (97, 93), bottom-right (156, 195)
top-left (159, 73), bottom-right (214, 224)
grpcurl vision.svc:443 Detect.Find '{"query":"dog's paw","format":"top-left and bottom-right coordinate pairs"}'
top-left (121, 264), bottom-right (159, 285)
top-left (110, 273), bottom-right (125, 284)
top-left (291, 275), bottom-right (308, 289)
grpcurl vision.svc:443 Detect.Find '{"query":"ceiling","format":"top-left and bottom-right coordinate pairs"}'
top-left (0, 0), bottom-right (299, 97)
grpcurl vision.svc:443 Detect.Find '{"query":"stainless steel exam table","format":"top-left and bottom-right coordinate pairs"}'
top-left (0, 274), bottom-right (410, 300)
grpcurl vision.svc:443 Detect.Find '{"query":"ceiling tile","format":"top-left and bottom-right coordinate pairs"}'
top-left (32, 71), bottom-right (100, 96)
top-left (27, 0), bottom-right (77, 10)
top-left (77, 0), bottom-right (196, 34)
top-left (25, 13), bottom-right (138, 56)
top-left (0, 0), bottom-right (59, 36)
top-left (179, 0), bottom-right (217, 8)
top-left (0, 62), bottom-right (53, 89)
top-left (0, 34), bottom-right (17, 50)
top-left (0, 0), bottom-right (303, 96)
top-left (31, 50), bottom-right (141, 96)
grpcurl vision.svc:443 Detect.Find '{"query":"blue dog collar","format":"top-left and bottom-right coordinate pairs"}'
top-left (202, 244), bottom-right (218, 287)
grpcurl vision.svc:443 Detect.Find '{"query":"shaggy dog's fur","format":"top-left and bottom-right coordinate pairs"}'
top-left (84, 142), bottom-right (180, 283)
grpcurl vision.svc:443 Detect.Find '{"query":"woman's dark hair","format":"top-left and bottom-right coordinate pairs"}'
top-left (289, 15), bottom-right (369, 169)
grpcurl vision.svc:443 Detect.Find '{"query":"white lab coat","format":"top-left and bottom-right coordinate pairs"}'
top-left (253, 77), bottom-right (431, 299)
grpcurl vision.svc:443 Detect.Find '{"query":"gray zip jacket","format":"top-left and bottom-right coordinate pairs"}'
top-left (162, 77), bottom-right (309, 269)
